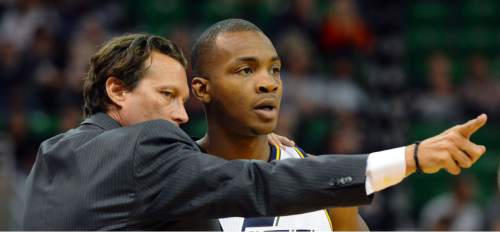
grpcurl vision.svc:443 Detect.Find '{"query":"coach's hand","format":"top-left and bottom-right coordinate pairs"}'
top-left (405, 114), bottom-right (487, 176)
top-left (268, 133), bottom-right (295, 147)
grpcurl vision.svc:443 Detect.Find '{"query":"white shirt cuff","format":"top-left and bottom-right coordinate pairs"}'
top-left (365, 147), bottom-right (406, 195)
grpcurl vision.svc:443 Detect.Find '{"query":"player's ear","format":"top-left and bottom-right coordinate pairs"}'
top-left (105, 76), bottom-right (128, 108)
top-left (191, 77), bottom-right (211, 103)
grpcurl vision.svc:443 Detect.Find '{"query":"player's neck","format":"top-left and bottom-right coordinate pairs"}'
top-left (199, 123), bottom-right (270, 161)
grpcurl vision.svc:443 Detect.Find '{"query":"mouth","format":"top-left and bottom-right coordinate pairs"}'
top-left (253, 99), bottom-right (278, 121)
top-left (254, 105), bottom-right (275, 111)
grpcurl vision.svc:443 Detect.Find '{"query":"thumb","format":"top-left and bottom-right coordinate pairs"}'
top-left (455, 114), bottom-right (487, 139)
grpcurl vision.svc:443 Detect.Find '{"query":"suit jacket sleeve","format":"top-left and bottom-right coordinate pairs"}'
top-left (130, 120), bottom-right (372, 222)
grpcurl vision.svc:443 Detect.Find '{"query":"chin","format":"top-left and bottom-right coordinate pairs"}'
top-left (249, 121), bottom-right (277, 135)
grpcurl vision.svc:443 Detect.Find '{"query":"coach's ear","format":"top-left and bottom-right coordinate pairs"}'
top-left (105, 76), bottom-right (127, 107)
top-left (192, 77), bottom-right (211, 103)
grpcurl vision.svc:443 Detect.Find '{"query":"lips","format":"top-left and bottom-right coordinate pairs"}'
top-left (253, 98), bottom-right (278, 121)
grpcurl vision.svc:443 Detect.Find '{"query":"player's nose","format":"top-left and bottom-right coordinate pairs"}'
top-left (256, 74), bottom-right (279, 93)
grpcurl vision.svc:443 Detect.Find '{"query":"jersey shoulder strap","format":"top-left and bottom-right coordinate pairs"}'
top-left (274, 145), bottom-right (308, 160)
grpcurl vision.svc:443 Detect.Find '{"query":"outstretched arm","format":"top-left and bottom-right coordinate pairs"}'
top-left (133, 120), bottom-right (372, 221)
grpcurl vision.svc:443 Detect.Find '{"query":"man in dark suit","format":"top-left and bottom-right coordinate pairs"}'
top-left (22, 33), bottom-right (487, 230)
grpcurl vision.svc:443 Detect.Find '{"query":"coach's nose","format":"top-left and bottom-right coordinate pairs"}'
top-left (171, 101), bottom-right (189, 126)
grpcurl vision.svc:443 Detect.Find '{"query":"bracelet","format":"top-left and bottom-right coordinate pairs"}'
top-left (414, 141), bottom-right (422, 172)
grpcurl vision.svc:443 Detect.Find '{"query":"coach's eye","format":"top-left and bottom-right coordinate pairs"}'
top-left (161, 91), bottom-right (174, 99)
top-left (237, 67), bottom-right (254, 76)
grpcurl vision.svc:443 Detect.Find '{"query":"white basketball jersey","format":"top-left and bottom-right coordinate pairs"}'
top-left (219, 145), bottom-right (333, 232)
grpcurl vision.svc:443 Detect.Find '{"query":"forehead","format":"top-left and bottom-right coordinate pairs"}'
top-left (143, 52), bottom-right (188, 89)
top-left (214, 31), bottom-right (278, 61)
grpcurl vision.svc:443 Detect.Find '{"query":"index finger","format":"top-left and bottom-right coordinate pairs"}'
top-left (456, 114), bottom-right (487, 139)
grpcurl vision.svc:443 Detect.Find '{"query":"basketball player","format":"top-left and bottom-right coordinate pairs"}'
top-left (191, 19), bottom-right (367, 231)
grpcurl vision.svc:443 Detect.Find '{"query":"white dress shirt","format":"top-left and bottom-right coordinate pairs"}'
top-left (365, 147), bottom-right (407, 194)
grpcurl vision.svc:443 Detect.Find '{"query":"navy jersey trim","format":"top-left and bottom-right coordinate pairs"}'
top-left (268, 144), bottom-right (277, 162)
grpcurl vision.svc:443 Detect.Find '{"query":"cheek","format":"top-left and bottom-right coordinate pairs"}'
top-left (216, 84), bottom-right (248, 109)
top-left (129, 94), bottom-right (152, 118)
top-left (162, 101), bottom-right (178, 117)
top-left (122, 92), bottom-right (139, 112)
top-left (219, 77), bottom-right (251, 97)
top-left (130, 92), bottom-right (163, 118)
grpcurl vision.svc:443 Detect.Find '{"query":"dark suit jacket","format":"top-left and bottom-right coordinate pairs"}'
top-left (22, 113), bottom-right (372, 230)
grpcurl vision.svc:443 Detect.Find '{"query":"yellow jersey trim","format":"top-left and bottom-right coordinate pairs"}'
top-left (292, 147), bottom-right (305, 158)
top-left (275, 144), bottom-right (281, 160)
top-left (324, 209), bottom-right (334, 230)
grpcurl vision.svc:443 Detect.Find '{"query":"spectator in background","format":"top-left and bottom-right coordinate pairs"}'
top-left (0, 39), bottom-right (22, 115)
top-left (325, 56), bottom-right (368, 114)
top-left (271, 0), bottom-right (320, 43)
top-left (275, 29), bottom-right (324, 137)
top-left (23, 26), bottom-right (62, 114)
top-left (327, 111), bottom-right (363, 154)
top-left (461, 54), bottom-right (500, 118)
top-left (420, 174), bottom-right (484, 230)
top-left (64, 15), bottom-right (107, 94)
top-left (414, 52), bottom-right (463, 122)
top-left (59, 14), bottom-right (108, 116)
top-left (0, 0), bottom-right (60, 51)
top-left (319, 0), bottom-right (374, 55)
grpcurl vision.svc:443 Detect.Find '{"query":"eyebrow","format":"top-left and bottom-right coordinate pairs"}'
top-left (236, 57), bottom-right (257, 63)
top-left (235, 56), bottom-right (281, 63)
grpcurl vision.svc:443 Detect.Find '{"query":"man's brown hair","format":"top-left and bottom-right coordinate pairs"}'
top-left (83, 33), bottom-right (187, 117)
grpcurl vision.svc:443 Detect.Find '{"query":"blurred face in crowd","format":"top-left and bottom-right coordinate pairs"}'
top-left (470, 55), bottom-right (489, 80)
top-left (193, 31), bottom-right (282, 135)
top-left (109, 51), bottom-right (189, 127)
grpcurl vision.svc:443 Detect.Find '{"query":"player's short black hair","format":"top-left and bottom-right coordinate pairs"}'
top-left (191, 19), bottom-right (263, 78)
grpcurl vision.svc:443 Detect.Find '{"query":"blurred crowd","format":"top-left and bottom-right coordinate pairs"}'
top-left (0, 0), bottom-right (499, 230)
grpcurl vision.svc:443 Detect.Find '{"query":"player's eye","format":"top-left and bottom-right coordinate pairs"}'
top-left (237, 67), bottom-right (254, 76)
top-left (270, 66), bottom-right (281, 75)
